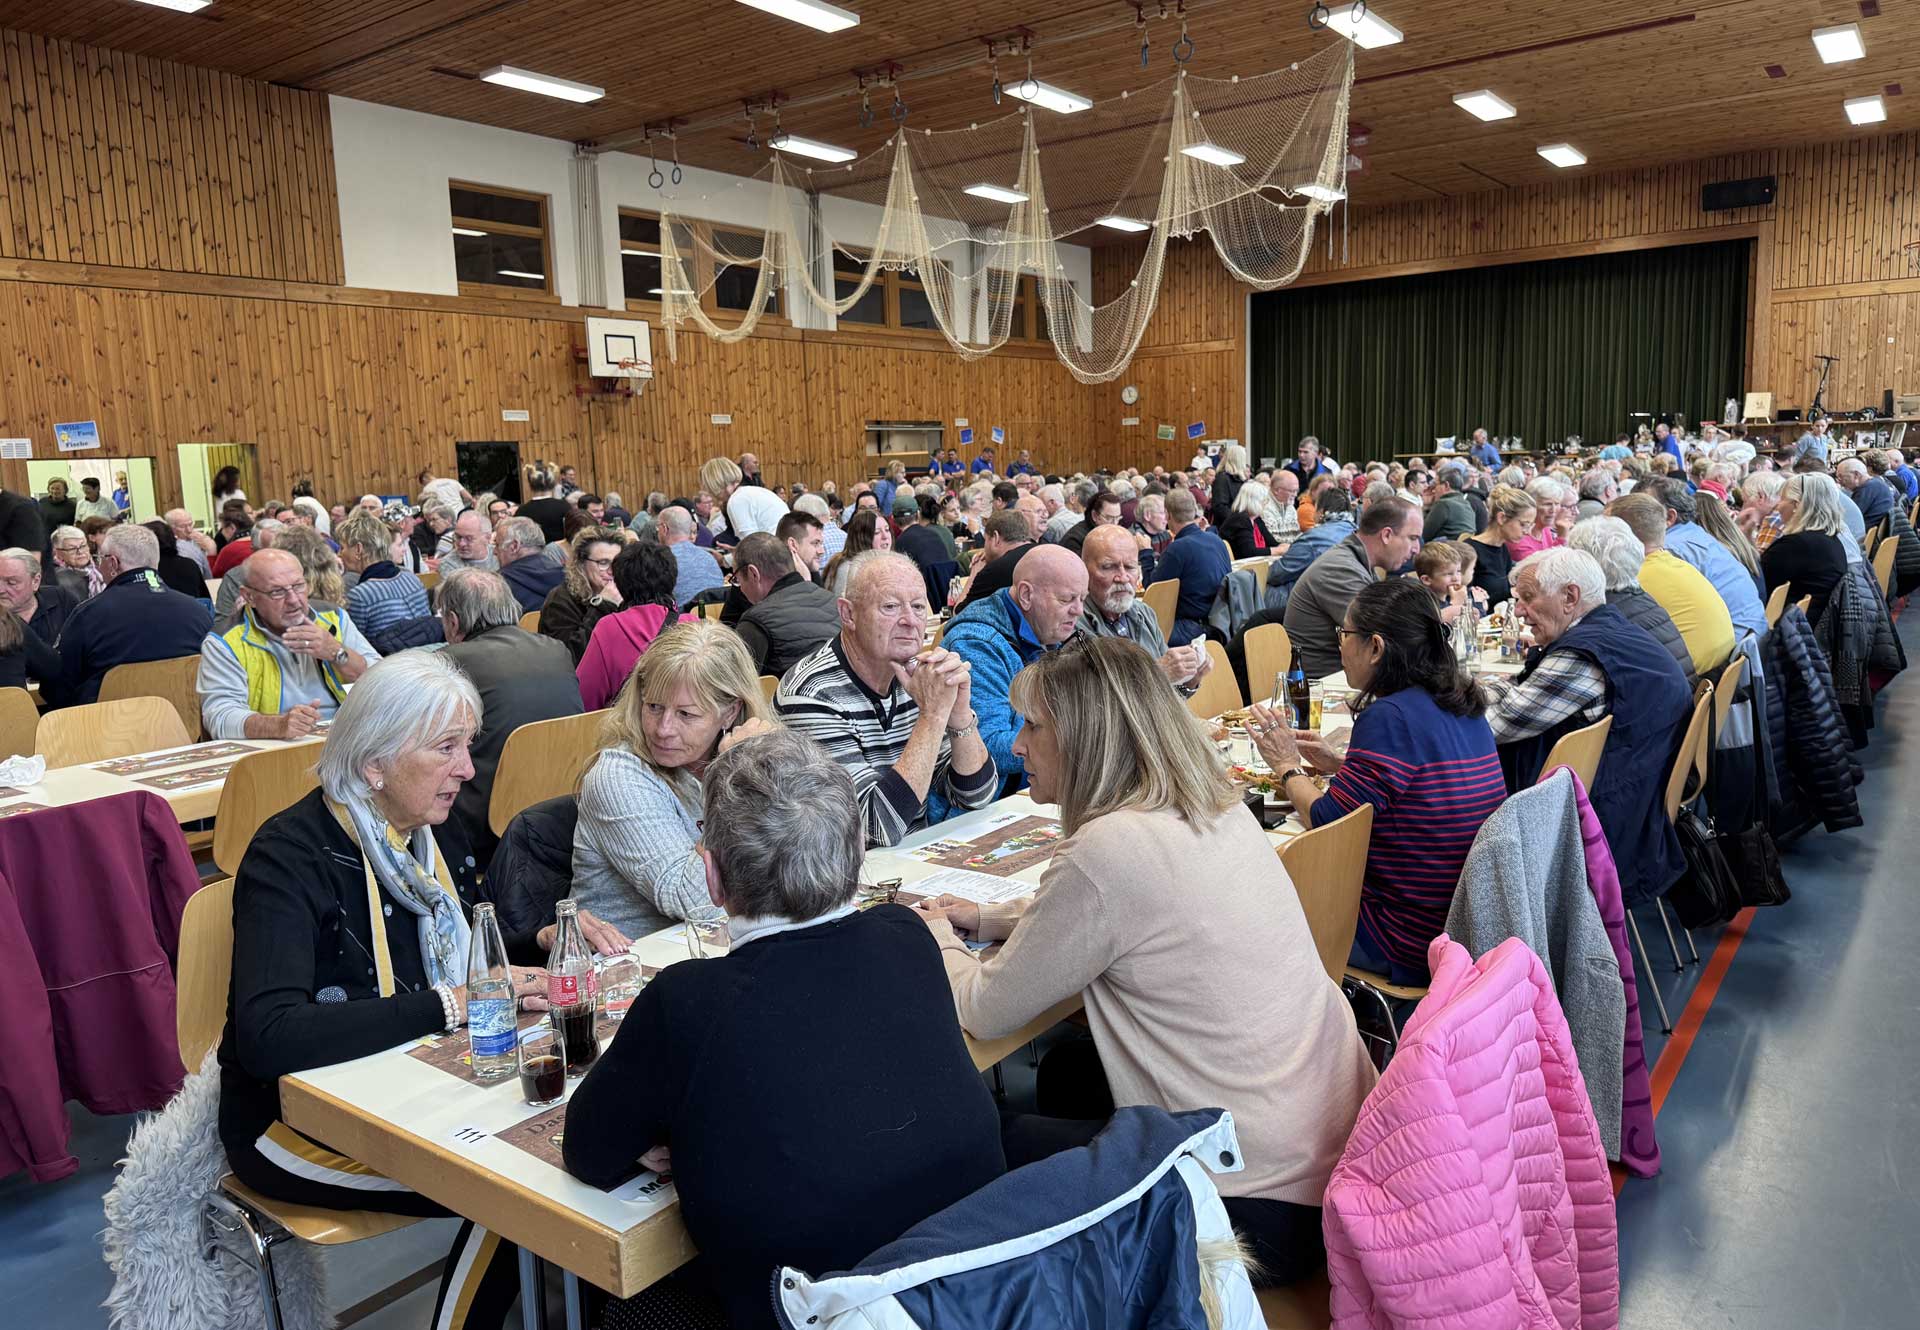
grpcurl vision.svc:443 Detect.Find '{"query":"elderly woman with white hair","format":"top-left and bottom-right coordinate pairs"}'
top-left (1508, 476), bottom-right (1576, 560)
top-left (1736, 469), bottom-right (1788, 550)
top-left (217, 652), bottom-right (548, 1328)
top-left (1567, 515), bottom-right (1695, 682)
top-left (1761, 472), bottom-right (1855, 625)
top-left (1218, 478), bottom-right (1277, 559)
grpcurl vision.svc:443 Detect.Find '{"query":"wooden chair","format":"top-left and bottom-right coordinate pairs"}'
top-left (1279, 803), bottom-right (1373, 984)
top-left (1664, 681), bottom-right (1715, 821)
top-left (759, 674), bottom-right (780, 706)
top-left (177, 879), bottom-right (419, 1321)
top-left (1143, 579), bottom-right (1179, 644)
top-left (1793, 593), bottom-right (1812, 617)
top-left (1762, 582), bottom-right (1790, 628)
top-left (417, 570), bottom-right (440, 592)
top-left (35, 696), bottom-right (190, 768)
top-left (1863, 526), bottom-right (1880, 557)
top-left (700, 601), bottom-right (722, 621)
top-left (1185, 641), bottom-right (1243, 719)
top-left (1243, 622), bottom-right (1292, 707)
top-left (1246, 560), bottom-right (1270, 598)
top-left (99, 654), bottom-right (206, 743)
top-left (1872, 534), bottom-right (1898, 598)
top-left (1538, 714), bottom-right (1612, 792)
top-left (930, 620), bottom-right (946, 651)
top-left (212, 743), bottom-right (323, 878)
top-left (487, 709), bottom-right (609, 836)
top-left (518, 609), bottom-right (542, 633)
top-left (0, 686), bottom-right (37, 760)
top-left (1256, 1273), bottom-right (1333, 1330)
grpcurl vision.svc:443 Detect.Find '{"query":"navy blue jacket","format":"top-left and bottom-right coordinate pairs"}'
top-left (53, 568), bottom-right (213, 706)
top-left (1149, 524), bottom-right (1232, 646)
top-left (500, 554), bottom-right (566, 615)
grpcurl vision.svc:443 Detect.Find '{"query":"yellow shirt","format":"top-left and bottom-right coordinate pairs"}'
top-left (1640, 549), bottom-right (1734, 675)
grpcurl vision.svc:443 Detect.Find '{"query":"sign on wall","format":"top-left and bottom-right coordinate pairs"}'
top-left (55, 421), bottom-right (101, 452)
top-left (1186, 421), bottom-right (1206, 440)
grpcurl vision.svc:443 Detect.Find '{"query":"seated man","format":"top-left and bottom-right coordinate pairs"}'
top-left (1145, 488), bottom-right (1231, 646)
top-left (1077, 525), bottom-right (1209, 692)
top-left (493, 515), bottom-right (564, 614)
top-left (438, 569), bottom-right (583, 867)
top-left (1607, 493), bottom-right (1735, 676)
top-left (777, 552), bottom-right (996, 846)
top-left (733, 532), bottom-right (842, 678)
top-left (54, 526), bottom-right (214, 706)
top-left (1486, 547), bottom-right (1691, 906)
top-left (777, 509), bottom-right (829, 582)
top-left (660, 504), bottom-right (725, 607)
top-left (0, 547), bottom-right (67, 688)
top-left (436, 509), bottom-right (498, 574)
top-left (564, 728), bottom-right (1005, 1329)
top-left (1421, 461), bottom-right (1476, 542)
top-left (1261, 487), bottom-right (1354, 615)
top-left (1284, 496), bottom-right (1419, 677)
top-left (955, 508), bottom-right (1037, 610)
top-left (942, 545), bottom-right (1087, 787)
top-left (198, 547), bottom-right (375, 739)
top-left (1059, 489), bottom-right (1122, 557)
top-left (1837, 456), bottom-right (1896, 532)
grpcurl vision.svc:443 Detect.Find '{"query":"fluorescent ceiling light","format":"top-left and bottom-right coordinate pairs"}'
top-left (130, 0), bottom-right (212, 11)
top-left (1452, 89), bottom-right (1516, 121)
top-left (1812, 23), bottom-right (1866, 63)
top-left (497, 270), bottom-right (546, 280)
top-left (769, 133), bottom-right (857, 163)
top-left (965, 183), bottom-right (1029, 204)
top-left (1095, 215), bottom-right (1151, 232)
top-left (1322, 3), bottom-right (1403, 49)
top-left (1296, 183), bottom-right (1345, 202)
top-left (1004, 80), bottom-right (1093, 115)
top-left (478, 65), bottom-right (605, 103)
top-left (735, 0), bottom-right (859, 33)
top-left (1536, 143), bottom-right (1587, 168)
top-left (1845, 94), bottom-right (1887, 125)
top-left (1181, 142), bottom-right (1246, 167)
top-left (452, 226), bottom-right (487, 237)
top-left (621, 247), bottom-right (658, 257)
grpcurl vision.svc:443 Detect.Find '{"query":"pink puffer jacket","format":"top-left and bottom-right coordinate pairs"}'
top-left (1323, 935), bottom-right (1619, 1330)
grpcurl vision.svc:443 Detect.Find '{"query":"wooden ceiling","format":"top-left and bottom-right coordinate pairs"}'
top-left (3, 0), bottom-right (1912, 205)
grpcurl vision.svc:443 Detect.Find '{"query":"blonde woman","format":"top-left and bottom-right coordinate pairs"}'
top-left (1761, 473), bottom-right (1854, 625)
top-left (271, 523), bottom-right (348, 607)
top-left (699, 454), bottom-right (788, 538)
top-left (570, 621), bottom-right (777, 938)
top-left (1209, 441), bottom-right (1250, 527)
top-left (915, 635), bottom-right (1374, 1289)
top-left (1465, 483), bottom-right (1537, 605)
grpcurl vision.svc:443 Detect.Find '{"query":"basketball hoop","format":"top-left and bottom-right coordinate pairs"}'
top-left (615, 357), bottom-right (652, 377)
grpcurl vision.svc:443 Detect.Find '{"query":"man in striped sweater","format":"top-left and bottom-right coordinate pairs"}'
top-left (776, 551), bottom-right (997, 846)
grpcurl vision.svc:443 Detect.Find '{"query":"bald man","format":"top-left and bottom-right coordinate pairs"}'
top-left (1077, 524), bottom-right (1212, 691)
top-left (197, 547), bottom-right (378, 739)
top-left (942, 544), bottom-right (1088, 785)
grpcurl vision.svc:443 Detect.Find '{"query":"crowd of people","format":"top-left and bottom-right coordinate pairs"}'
top-left (51, 424), bottom-right (1908, 1328)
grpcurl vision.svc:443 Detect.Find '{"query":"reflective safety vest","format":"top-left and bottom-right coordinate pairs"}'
top-left (220, 607), bottom-right (349, 716)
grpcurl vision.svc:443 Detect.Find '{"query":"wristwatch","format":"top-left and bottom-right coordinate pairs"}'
top-left (946, 711), bottom-right (979, 739)
top-left (1277, 767), bottom-right (1312, 786)
top-left (331, 643), bottom-right (349, 665)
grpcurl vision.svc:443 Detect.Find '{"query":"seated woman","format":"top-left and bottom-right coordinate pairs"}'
top-left (337, 509), bottom-right (430, 641)
top-left (218, 652), bottom-right (550, 1330)
top-left (1218, 479), bottom-right (1274, 560)
top-left (1250, 579), bottom-right (1507, 987)
top-left (915, 636), bottom-right (1375, 1287)
top-left (539, 526), bottom-right (626, 664)
top-left (1465, 484), bottom-right (1536, 606)
top-left (1568, 515), bottom-right (1695, 683)
top-left (573, 621), bottom-right (774, 938)
top-left (565, 728), bottom-right (1005, 1330)
top-left (822, 508), bottom-right (892, 599)
top-left (1762, 472), bottom-right (1854, 625)
top-left (576, 542), bottom-right (698, 710)
top-left (49, 524), bottom-right (104, 601)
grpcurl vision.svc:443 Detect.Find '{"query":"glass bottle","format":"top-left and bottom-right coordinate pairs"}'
top-left (465, 903), bottom-right (516, 1081)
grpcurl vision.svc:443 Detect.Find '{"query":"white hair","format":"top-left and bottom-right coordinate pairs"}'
top-left (100, 524), bottom-right (160, 571)
top-left (1220, 443), bottom-right (1249, 476)
top-left (1514, 545), bottom-right (1605, 611)
top-left (791, 494), bottom-right (832, 522)
top-left (1232, 479), bottom-right (1269, 516)
top-left (50, 525), bottom-right (86, 546)
top-left (1566, 516), bottom-right (1644, 592)
top-left (1110, 478), bottom-right (1136, 501)
top-left (316, 651), bottom-right (481, 804)
top-left (0, 547), bottom-right (40, 579)
top-left (702, 727), bottom-right (863, 919)
top-left (1781, 473), bottom-right (1853, 540)
top-left (1741, 470), bottom-right (1785, 502)
top-left (1038, 484), bottom-right (1064, 505)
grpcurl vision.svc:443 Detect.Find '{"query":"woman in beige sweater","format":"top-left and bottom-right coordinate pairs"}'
top-left (916, 635), bottom-right (1375, 1286)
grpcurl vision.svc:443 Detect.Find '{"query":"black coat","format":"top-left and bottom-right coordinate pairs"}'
top-left (0, 490), bottom-right (45, 558)
top-left (1761, 606), bottom-right (1862, 837)
top-left (484, 794), bottom-right (577, 943)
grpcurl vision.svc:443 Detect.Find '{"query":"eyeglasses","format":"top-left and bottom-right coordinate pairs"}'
top-left (247, 583), bottom-right (307, 601)
top-left (583, 556), bottom-right (616, 569)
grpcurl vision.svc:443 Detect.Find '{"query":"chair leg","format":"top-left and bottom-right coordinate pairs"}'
top-left (1653, 898), bottom-right (1687, 972)
top-left (1627, 912), bottom-right (1674, 1035)
top-left (1682, 919), bottom-right (1701, 964)
top-left (1342, 978), bottom-right (1401, 1069)
top-left (201, 1191), bottom-right (287, 1330)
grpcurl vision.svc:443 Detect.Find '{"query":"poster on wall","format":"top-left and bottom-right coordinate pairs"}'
top-left (0, 439), bottom-right (29, 460)
top-left (1186, 421), bottom-right (1207, 440)
top-left (991, 425), bottom-right (1005, 445)
top-left (55, 421), bottom-right (101, 452)
top-left (959, 427), bottom-right (974, 447)
top-left (1156, 424), bottom-right (1177, 441)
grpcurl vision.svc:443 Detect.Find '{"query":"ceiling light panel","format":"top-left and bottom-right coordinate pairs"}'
top-left (452, 226), bottom-right (487, 237)
top-left (1321, 3), bottom-right (1404, 49)
top-left (770, 133), bottom-right (857, 163)
top-left (1181, 142), bottom-right (1246, 167)
top-left (1296, 184), bottom-right (1345, 201)
top-left (129, 0), bottom-right (212, 11)
top-left (965, 184), bottom-right (1029, 204)
top-left (1536, 143), bottom-right (1587, 168)
top-left (1812, 23), bottom-right (1866, 63)
top-left (1452, 90), bottom-right (1517, 121)
top-left (1095, 216), bottom-right (1151, 232)
top-left (1004, 80), bottom-right (1094, 115)
top-left (1844, 94), bottom-right (1887, 124)
top-left (735, 0), bottom-right (859, 33)
top-left (478, 65), bottom-right (605, 103)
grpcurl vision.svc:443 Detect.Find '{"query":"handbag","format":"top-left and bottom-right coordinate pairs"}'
top-left (1667, 807), bottom-right (1743, 929)
top-left (1721, 824), bottom-right (1791, 908)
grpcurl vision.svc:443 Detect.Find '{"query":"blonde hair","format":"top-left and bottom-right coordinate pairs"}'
top-left (1007, 636), bottom-right (1236, 836)
top-left (698, 456), bottom-right (743, 497)
top-left (1781, 473), bottom-right (1852, 540)
top-left (272, 524), bottom-right (347, 605)
top-left (335, 509), bottom-right (390, 567)
top-left (590, 620), bottom-right (770, 797)
top-left (1486, 483), bottom-right (1537, 526)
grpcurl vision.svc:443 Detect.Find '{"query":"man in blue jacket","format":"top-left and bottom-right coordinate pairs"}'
top-left (1145, 488), bottom-right (1231, 646)
top-left (53, 523), bottom-right (212, 707)
top-left (941, 545), bottom-right (1087, 789)
top-left (492, 516), bottom-right (565, 614)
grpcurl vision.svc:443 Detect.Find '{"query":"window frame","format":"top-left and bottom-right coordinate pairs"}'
top-left (451, 180), bottom-right (556, 301)
top-left (620, 208), bottom-right (787, 326)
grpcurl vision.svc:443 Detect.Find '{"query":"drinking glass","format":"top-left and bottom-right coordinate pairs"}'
top-left (517, 1017), bottom-right (566, 1106)
top-left (857, 878), bottom-right (903, 909)
top-left (685, 920), bottom-right (726, 959)
top-left (1307, 681), bottom-right (1325, 731)
top-left (595, 955), bottom-right (645, 1021)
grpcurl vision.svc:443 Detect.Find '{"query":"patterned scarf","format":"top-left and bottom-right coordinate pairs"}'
top-left (340, 796), bottom-right (471, 990)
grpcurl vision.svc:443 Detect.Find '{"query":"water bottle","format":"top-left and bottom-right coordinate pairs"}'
top-left (465, 903), bottom-right (516, 1081)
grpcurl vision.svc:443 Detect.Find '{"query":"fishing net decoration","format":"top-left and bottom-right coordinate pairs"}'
top-left (655, 41), bottom-right (1353, 385)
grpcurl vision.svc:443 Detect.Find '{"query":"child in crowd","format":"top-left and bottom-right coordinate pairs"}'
top-left (1415, 542), bottom-right (1472, 625)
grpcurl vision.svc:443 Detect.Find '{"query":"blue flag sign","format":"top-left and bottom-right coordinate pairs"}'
top-left (55, 420), bottom-right (101, 452)
top-left (1186, 421), bottom-right (1206, 440)
top-left (958, 427), bottom-right (974, 446)
top-left (991, 425), bottom-right (1005, 445)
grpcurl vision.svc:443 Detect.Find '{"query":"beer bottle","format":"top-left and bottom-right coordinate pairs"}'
top-left (1286, 648), bottom-right (1311, 731)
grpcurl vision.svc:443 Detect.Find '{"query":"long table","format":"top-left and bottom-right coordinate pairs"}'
top-left (0, 735), bottom-right (320, 824)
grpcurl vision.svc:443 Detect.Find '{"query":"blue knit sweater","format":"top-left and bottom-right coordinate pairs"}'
top-left (940, 589), bottom-right (1050, 785)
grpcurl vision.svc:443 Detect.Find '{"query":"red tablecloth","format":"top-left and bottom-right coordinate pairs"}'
top-left (0, 791), bottom-right (199, 1182)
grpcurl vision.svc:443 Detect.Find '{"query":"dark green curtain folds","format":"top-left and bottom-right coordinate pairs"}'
top-left (1250, 240), bottom-right (1751, 465)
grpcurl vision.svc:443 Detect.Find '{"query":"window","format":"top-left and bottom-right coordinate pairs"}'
top-left (451, 183), bottom-right (552, 295)
top-left (833, 248), bottom-right (887, 326)
top-left (712, 228), bottom-right (779, 316)
top-left (622, 210), bottom-right (782, 322)
top-left (617, 213), bottom-right (663, 302)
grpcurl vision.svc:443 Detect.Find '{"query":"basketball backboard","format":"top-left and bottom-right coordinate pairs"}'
top-left (585, 317), bottom-right (653, 378)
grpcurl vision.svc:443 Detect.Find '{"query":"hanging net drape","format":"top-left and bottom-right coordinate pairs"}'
top-left (652, 42), bottom-right (1353, 384)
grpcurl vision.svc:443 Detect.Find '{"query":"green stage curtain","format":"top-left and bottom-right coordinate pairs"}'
top-left (1250, 239), bottom-right (1751, 466)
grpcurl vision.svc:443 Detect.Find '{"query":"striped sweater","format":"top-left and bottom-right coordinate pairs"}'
top-left (344, 563), bottom-right (430, 640)
top-left (1310, 686), bottom-right (1506, 980)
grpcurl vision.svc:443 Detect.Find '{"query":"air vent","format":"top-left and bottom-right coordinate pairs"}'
top-left (1859, 1), bottom-right (1879, 17)
top-left (1764, 64), bottom-right (1787, 79)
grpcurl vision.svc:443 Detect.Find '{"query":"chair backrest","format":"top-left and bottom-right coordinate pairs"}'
top-left (1863, 526), bottom-right (1880, 557)
top-left (1710, 655), bottom-right (1746, 743)
top-left (1143, 579), bottom-right (1178, 643)
top-left (758, 674), bottom-right (780, 705)
top-left (1793, 593), bottom-right (1812, 617)
top-left (1872, 534), bottom-right (1898, 597)
top-left (176, 878), bottom-right (235, 1072)
top-left (488, 709), bottom-right (609, 836)
top-left (418, 570), bottom-right (441, 591)
top-left (1185, 641), bottom-right (1243, 719)
top-left (98, 654), bottom-right (206, 743)
top-left (1663, 681), bottom-right (1714, 822)
top-left (213, 743), bottom-right (323, 877)
top-left (1246, 560), bottom-right (1270, 598)
top-left (35, 695), bottom-right (191, 767)
top-left (0, 686), bottom-right (37, 760)
top-left (700, 601), bottom-right (722, 621)
top-left (519, 609), bottom-right (542, 633)
top-left (1538, 714), bottom-right (1612, 791)
top-left (1279, 803), bottom-right (1374, 983)
top-left (1762, 582), bottom-right (1789, 628)
top-left (1242, 622), bottom-right (1292, 706)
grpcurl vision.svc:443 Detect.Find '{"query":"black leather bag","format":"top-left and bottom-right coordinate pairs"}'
top-left (1667, 808), bottom-right (1743, 930)
top-left (1722, 824), bottom-right (1792, 908)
